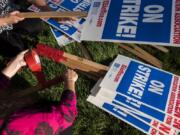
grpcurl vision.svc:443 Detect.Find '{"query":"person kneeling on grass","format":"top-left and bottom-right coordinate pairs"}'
top-left (0, 0), bottom-right (48, 57)
top-left (0, 51), bottom-right (78, 135)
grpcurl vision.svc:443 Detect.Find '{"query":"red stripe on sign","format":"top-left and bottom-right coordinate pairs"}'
top-left (36, 43), bottom-right (66, 62)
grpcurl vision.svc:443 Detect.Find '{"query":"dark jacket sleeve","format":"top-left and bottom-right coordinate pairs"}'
top-left (0, 72), bottom-right (10, 90)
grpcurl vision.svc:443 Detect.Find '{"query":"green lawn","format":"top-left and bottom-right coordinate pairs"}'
top-left (1, 26), bottom-right (180, 135)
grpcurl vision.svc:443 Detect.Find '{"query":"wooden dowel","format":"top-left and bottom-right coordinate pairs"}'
top-left (129, 45), bottom-right (162, 68)
top-left (119, 45), bottom-right (162, 68)
top-left (18, 11), bottom-right (87, 18)
top-left (150, 45), bottom-right (169, 53)
top-left (63, 52), bottom-right (109, 72)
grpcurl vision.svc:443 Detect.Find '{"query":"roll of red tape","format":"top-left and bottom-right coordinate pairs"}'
top-left (25, 49), bottom-right (42, 72)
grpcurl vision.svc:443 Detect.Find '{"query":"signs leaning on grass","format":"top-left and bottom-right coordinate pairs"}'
top-left (81, 0), bottom-right (180, 46)
top-left (87, 55), bottom-right (180, 135)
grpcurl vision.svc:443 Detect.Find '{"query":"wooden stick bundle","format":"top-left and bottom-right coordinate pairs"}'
top-left (119, 44), bottom-right (162, 68)
top-left (17, 11), bottom-right (87, 19)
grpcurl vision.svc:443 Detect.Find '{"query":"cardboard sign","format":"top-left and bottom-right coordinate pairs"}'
top-left (88, 82), bottom-right (178, 135)
top-left (51, 0), bottom-right (92, 11)
top-left (87, 94), bottom-right (178, 135)
top-left (99, 55), bottom-right (180, 130)
top-left (50, 27), bottom-right (73, 46)
top-left (87, 55), bottom-right (180, 134)
top-left (28, 0), bottom-right (92, 42)
top-left (81, 0), bottom-right (180, 46)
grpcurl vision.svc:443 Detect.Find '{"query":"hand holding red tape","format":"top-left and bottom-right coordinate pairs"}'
top-left (25, 49), bottom-right (46, 84)
top-left (25, 49), bottom-right (41, 72)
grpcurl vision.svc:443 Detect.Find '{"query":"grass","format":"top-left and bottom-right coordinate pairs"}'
top-left (1, 24), bottom-right (180, 135)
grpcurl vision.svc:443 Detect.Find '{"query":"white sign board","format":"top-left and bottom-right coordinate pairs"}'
top-left (81, 0), bottom-right (180, 46)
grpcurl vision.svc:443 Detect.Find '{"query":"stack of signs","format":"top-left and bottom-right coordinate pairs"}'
top-left (87, 55), bottom-right (180, 135)
top-left (28, 0), bottom-right (92, 46)
top-left (81, 0), bottom-right (180, 46)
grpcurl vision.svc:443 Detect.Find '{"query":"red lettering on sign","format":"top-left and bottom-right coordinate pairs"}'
top-left (159, 124), bottom-right (170, 134)
top-left (173, 0), bottom-right (180, 44)
top-left (114, 65), bottom-right (127, 82)
top-left (150, 128), bottom-right (157, 135)
top-left (97, 0), bottom-right (109, 27)
top-left (152, 120), bottom-right (159, 127)
top-left (174, 98), bottom-right (180, 118)
top-left (173, 118), bottom-right (180, 129)
top-left (167, 76), bottom-right (178, 114)
top-left (165, 115), bottom-right (173, 125)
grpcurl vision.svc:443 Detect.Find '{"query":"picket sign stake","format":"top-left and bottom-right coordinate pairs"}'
top-left (149, 45), bottom-right (169, 53)
top-left (119, 44), bottom-right (162, 68)
top-left (18, 11), bottom-right (87, 18)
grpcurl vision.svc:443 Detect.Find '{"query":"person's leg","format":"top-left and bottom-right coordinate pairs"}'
top-left (0, 31), bottom-right (27, 57)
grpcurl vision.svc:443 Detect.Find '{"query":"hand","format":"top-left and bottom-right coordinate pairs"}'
top-left (64, 69), bottom-right (78, 92)
top-left (2, 50), bottom-right (28, 79)
top-left (30, 0), bottom-right (47, 7)
top-left (4, 11), bottom-right (24, 25)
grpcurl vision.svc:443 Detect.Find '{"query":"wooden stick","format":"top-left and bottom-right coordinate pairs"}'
top-left (129, 45), bottom-right (162, 68)
top-left (63, 52), bottom-right (109, 72)
top-left (150, 45), bottom-right (169, 53)
top-left (119, 45), bottom-right (162, 68)
top-left (78, 43), bottom-right (93, 60)
top-left (18, 11), bottom-right (87, 18)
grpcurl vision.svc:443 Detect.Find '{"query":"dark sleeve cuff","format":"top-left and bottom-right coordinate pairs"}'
top-left (0, 72), bottom-right (10, 90)
top-left (60, 90), bottom-right (76, 102)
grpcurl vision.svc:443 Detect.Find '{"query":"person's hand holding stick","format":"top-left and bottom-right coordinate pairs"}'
top-left (64, 69), bottom-right (78, 92)
top-left (0, 11), bottom-right (24, 26)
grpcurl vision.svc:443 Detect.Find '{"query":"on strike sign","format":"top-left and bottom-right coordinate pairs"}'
top-left (87, 55), bottom-right (180, 135)
top-left (81, 0), bottom-right (180, 46)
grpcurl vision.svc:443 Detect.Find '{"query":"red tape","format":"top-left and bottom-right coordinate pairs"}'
top-left (36, 43), bottom-right (66, 62)
top-left (25, 50), bottom-right (46, 84)
top-left (25, 49), bottom-right (42, 72)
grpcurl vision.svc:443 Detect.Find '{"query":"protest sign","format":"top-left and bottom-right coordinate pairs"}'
top-left (28, 0), bottom-right (92, 42)
top-left (50, 27), bottom-right (74, 46)
top-left (87, 88), bottom-right (178, 135)
top-left (99, 55), bottom-right (180, 130)
top-left (50, 0), bottom-right (92, 12)
top-left (81, 0), bottom-right (180, 46)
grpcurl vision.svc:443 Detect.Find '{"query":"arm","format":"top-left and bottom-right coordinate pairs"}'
top-left (4, 70), bottom-right (78, 134)
top-left (27, 0), bottom-right (47, 6)
top-left (0, 11), bottom-right (24, 27)
top-left (0, 50), bottom-right (28, 90)
top-left (57, 69), bottom-right (78, 130)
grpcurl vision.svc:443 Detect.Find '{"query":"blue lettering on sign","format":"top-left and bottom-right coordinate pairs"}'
top-left (47, 19), bottom-right (76, 35)
top-left (59, 0), bottom-right (91, 11)
top-left (116, 61), bottom-right (172, 111)
top-left (112, 100), bottom-right (152, 123)
top-left (114, 94), bottom-right (165, 121)
top-left (52, 28), bottom-right (63, 37)
top-left (102, 102), bottom-right (151, 132)
top-left (102, 0), bottom-right (172, 43)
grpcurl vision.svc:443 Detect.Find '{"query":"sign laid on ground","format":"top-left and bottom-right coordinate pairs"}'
top-left (81, 0), bottom-right (180, 46)
top-left (29, 0), bottom-right (92, 43)
top-left (87, 55), bottom-right (180, 134)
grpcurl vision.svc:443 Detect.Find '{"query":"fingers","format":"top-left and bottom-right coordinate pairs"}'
top-left (10, 11), bottom-right (20, 15)
top-left (65, 69), bottom-right (78, 82)
top-left (19, 60), bottom-right (27, 67)
top-left (9, 11), bottom-right (24, 23)
top-left (20, 50), bottom-right (29, 55)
